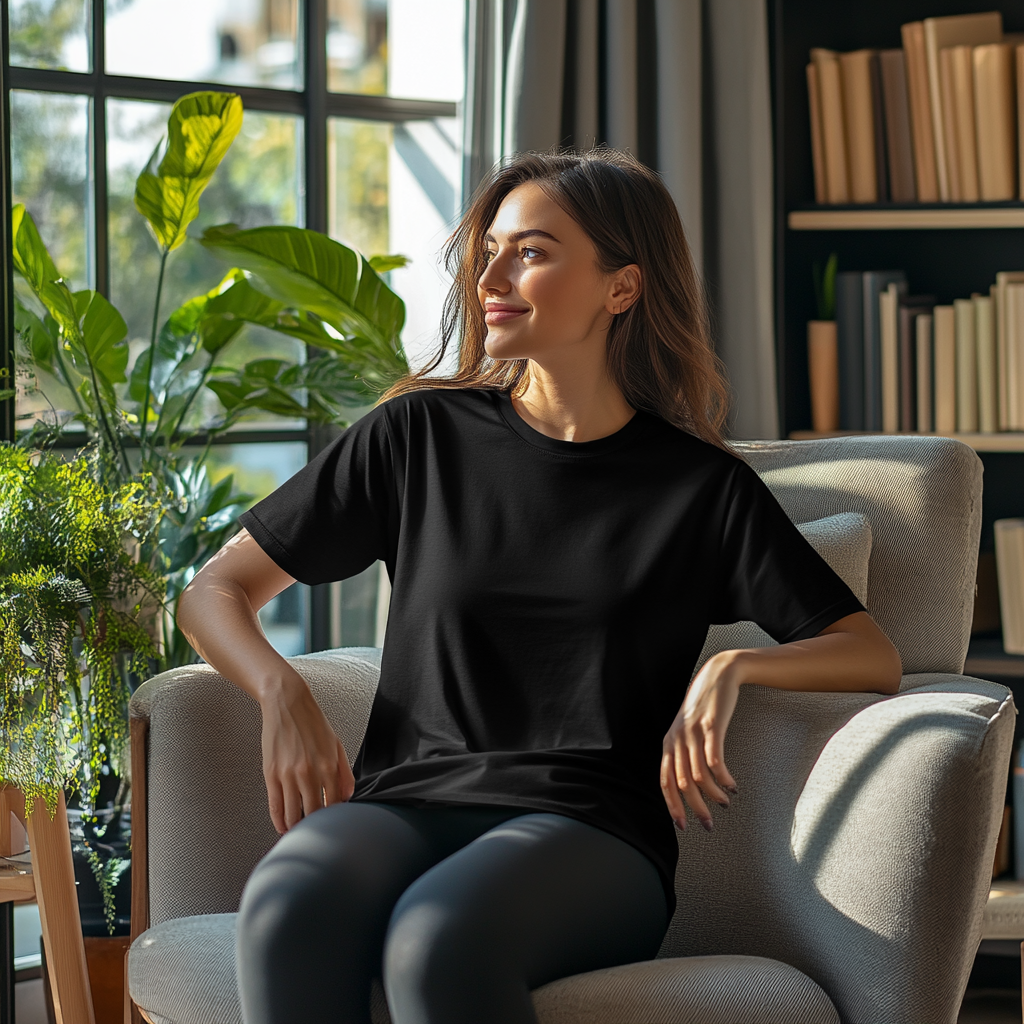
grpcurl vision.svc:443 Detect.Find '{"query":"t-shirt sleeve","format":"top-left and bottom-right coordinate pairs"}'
top-left (237, 401), bottom-right (398, 586)
top-left (710, 458), bottom-right (867, 643)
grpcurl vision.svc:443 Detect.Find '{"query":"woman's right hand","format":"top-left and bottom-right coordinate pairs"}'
top-left (259, 679), bottom-right (356, 834)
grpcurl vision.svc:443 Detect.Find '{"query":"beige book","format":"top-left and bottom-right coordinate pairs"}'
top-left (917, 313), bottom-right (933, 431)
top-left (902, 21), bottom-right (940, 201)
top-left (974, 43), bottom-right (1017, 200)
top-left (950, 45), bottom-right (981, 201)
top-left (1018, 46), bottom-right (1024, 198)
top-left (806, 63), bottom-right (827, 203)
top-left (975, 293), bottom-right (998, 432)
top-left (923, 11), bottom-right (1003, 201)
top-left (994, 518), bottom-right (1024, 654)
top-left (939, 48), bottom-right (964, 201)
top-left (997, 273), bottom-right (1024, 429)
top-left (933, 305), bottom-right (957, 432)
top-left (1009, 283), bottom-right (1024, 429)
top-left (955, 298), bottom-right (979, 431)
top-left (840, 49), bottom-right (879, 203)
top-left (880, 284), bottom-right (900, 430)
top-left (811, 49), bottom-right (850, 203)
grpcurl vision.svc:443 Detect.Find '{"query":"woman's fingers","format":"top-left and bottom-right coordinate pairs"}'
top-left (266, 778), bottom-right (286, 835)
top-left (687, 721), bottom-right (731, 807)
top-left (660, 751), bottom-right (688, 828)
top-left (673, 735), bottom-right (714, 831)
top-left (704, 727), bottom-right (738, 795)
top-left (282, 781), bottom-right (304, 832)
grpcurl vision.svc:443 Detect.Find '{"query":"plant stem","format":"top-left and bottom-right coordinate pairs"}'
top-left (140, 248), bottom-right (170, 454)
top-left (170, 350), bottom-right (219, 443)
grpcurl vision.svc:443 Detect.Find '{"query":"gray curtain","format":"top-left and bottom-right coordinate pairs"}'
top-left (461, 0), bottom-right (778, 441)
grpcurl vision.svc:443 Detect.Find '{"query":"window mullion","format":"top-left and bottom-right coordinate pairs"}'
top-left (0, 0), bottom-right (14, 442)
top-left (92, 0), bottom-right (108, 297)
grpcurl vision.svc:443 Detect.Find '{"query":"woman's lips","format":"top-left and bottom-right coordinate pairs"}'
top-left (485, 308), bottom-right (528, 324)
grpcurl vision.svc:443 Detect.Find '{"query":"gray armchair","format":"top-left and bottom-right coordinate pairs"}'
top-left (125, 435), bottom-right (1015, 1024)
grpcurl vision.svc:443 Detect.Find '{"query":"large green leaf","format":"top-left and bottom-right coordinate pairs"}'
top-left (199, 224), bottom-right (407, 355)
top-left (67, 291), bottom-right (129, 394)
top-left (14, 297), bottom-right (59, 373)
top-left (11, 205), bottom-right (80, 336)
top-left (368, 254), bottom-right (411, 273)
top-left (134, 92), bottom-right (243, 252)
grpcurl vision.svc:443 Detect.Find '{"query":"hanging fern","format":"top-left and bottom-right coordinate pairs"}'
top-left (0, 443), bottom-right (168, 817)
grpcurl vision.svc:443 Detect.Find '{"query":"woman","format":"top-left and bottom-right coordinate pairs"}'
top-left (177, 147), bottom-right (902, 1024)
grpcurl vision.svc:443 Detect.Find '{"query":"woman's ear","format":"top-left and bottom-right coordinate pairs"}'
top-left (607, 264), bottom-right (642, 314)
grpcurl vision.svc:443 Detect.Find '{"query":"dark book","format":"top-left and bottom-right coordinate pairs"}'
top-left (863, 271), bottom-right (907, 431)
top-left (898, 295), bottom-right (935, 431)
top-left (879, 49), bottom-right (917, 202)
top-left (836, 272), bottom-right (865, 430)
top-left (870, 51), bottom-right (889, 202)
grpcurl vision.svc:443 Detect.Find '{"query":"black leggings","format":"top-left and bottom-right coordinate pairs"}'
top-left (235, 800), bottom-right (669, 1024)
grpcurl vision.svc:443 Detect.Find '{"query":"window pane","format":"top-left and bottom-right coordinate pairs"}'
top-left (184, 442), bottom-right (309, 656)
top-left (328, 0), bottom-right (464, 100)
top-left (11, 91), bottom-right (92, 429)
top-left (328, 118), bottom-right (390, 256)
top-left (9, 0), bottom-right (90, 72)
top-left (107, 99), bottom-right (306, 431)
top-left (105, 0), bottom-right (300, 90)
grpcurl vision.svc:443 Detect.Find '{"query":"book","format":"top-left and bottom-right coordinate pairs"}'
top-left (902, 21), bottom-right (940, 202)
top-left (974, 43), bottom-right (1017, 201)
top-left (995, 518), bottom-right (1024, 654)
top-left (1018, 45), bottom-right (1024, 198)
top-left (1009, 282), bottom-right (1024, 429)
top-left (806, 63), bottom-right (827, 204)
top-left (939, 47), bottom-right (964, 201)
top-left (836, 271), bottom-right (865, 430)
top-left (997, 273), bottom-right (1024, 429)
top-left (976, 293), bottom-right (998, 433)
top-left (933, 305), bottom-right (957, 433)
top-left (811, 49), bottom-right (850, 203)
top-left (949, 45), bottom-right (981, 202)
top-left (870, 50), bottom-right (889, 202)
top-left (922, 11), bottom-right (1003, 201)
top-left (916, 313), bottom-right (934, 432)
top-left (880, 284), bottom-right (900, 431)
top-left (900, 296), bottom-right (934, 432)
top-left (879, 49), bottom-right (916, 202)
top-left (955, 297), bottom-right (979, 431)
top-left (841, 50), bottom-right (880, 203)
top-left (863, 271), bottom-right (907, 431)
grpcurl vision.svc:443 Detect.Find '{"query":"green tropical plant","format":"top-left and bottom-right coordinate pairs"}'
top-left (8, 88), bottom-right (411, 672)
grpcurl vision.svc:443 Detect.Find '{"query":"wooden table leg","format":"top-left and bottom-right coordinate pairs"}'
top-left (26, 791), bottom-right (96, 1024)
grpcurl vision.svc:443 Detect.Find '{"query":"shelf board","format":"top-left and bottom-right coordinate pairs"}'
top-left (788, 207), bottom-right (1024, 230)
top-left (965, 638), bottom-right (1024, 680)
top-left (984, 881), bottom-right (1024, 940)
top-left (787, 429), bottom-right (1024, 453)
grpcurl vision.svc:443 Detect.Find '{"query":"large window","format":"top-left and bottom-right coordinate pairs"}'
top-left (3, 0), bottom-right (465, 654)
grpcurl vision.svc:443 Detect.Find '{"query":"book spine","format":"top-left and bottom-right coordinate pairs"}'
top-left (974, 43), bottom-right (1017, 201)
top-left (955, 297), bottom-right (978, 431)
top-left (812, 49), bottom-right (850, 203)
top-left (806, 63), bottom-right (827, 204)
top-left (863, 273), bottom-right (906, 431)
top-left (995, 518), bottom-right (1024, 654)
top-left (902, 21), bottom-right (939, 202)
top-left (881, 285), bottom-right (900, 431)
top-left (898, 305), bottom-right (919, 431)
top-left (870, 51), bottom-right (889, 202)
top-left (925, 22), bottom-right (952, 200)
top-left (840, 50), bottom-right (879, 203)
top-left (836, 272), bottom-right (865, 430)
top-left (939, 47), bottom-right (963, 201)
top-left (880, 49), bottom-right (917, 202)
top-left (916, 313), bottom-right (934, 432)
top-left (950, 45), bottom-right (980, 202)
top-left (1018, 45), bottom-right (1024, 199)
top-left (1012, 283), bottom-right (1024, 430)
top-left (975, 293), bottom-right (998, 432)
top-left (933, 305), bottom-right (957, 433)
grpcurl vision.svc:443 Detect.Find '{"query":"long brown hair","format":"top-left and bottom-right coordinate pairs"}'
top-left (375, 145), bottom-right (735, 452)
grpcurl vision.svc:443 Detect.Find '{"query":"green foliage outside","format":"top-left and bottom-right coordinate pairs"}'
top-left (3, 90), bottom-right (411, 927)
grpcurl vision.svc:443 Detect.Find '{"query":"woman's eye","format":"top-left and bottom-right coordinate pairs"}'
top-left (521, 247), bottom-right (541, 259)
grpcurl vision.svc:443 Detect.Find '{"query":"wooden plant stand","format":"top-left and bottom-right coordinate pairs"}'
top-left (0, 785), bottom-right (96, 1024)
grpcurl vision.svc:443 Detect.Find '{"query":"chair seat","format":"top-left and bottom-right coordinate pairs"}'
top-left (128, 914), bottom-right (839, 1024)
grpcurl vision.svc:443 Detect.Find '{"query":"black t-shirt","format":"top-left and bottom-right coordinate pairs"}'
top-left (239, 386), bottom-right (866, 912)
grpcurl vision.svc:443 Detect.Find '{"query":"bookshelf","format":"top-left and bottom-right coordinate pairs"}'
top-left (770, 0), bottom-right (1024, 933)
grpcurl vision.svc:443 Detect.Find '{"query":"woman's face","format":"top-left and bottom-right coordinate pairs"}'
top-left (477, 181), bottom-right (639, 363)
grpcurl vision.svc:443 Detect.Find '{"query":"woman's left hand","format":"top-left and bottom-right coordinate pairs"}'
top-left (660, 651), bottom-right (741, 833)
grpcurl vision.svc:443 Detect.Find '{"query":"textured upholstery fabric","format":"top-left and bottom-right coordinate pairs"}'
top-left (128, 436), bottom-right (1009, 1024)
top-left (530, 955), bottom-right (840, 1024)
top-left (132, 647), bottom-right (382, 926)
top-left (694, 510), bottom-right (871, 675)
top-left (732, 436), bottom-right (982, 674)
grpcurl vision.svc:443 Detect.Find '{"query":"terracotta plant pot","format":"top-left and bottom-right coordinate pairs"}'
top-left (807, 320), bottom-right (840, 432)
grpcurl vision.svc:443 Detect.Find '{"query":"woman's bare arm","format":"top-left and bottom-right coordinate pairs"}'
top-left (176, 527), bottom-right (355, 834)
top-left (662, 610), bottom-right (901, 833)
